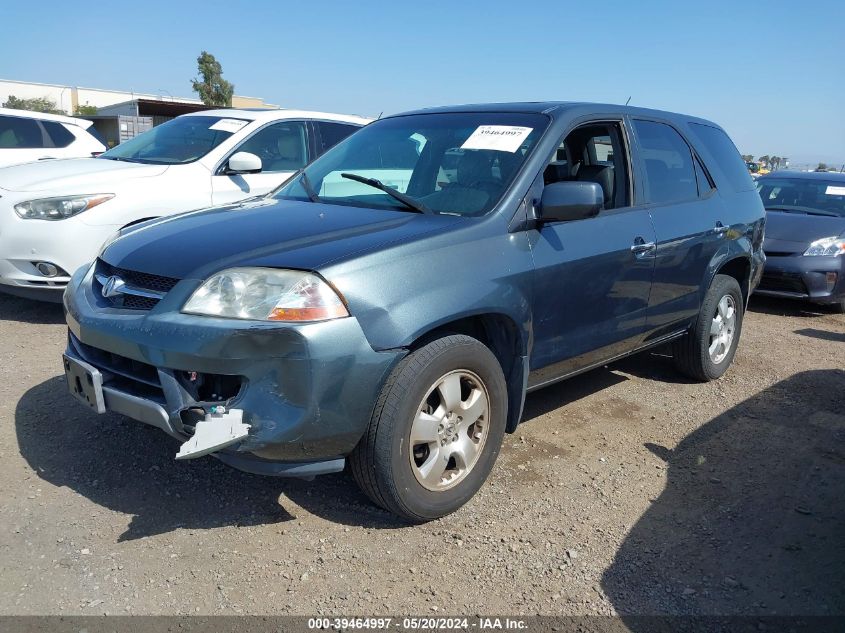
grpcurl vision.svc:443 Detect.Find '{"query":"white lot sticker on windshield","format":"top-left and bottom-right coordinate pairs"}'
top-left (209, 118), bottom-right (248, 133)
top-left (825, 185), bottom-right (845, 196)
top-left (460, 125), bottom-right (533, 153)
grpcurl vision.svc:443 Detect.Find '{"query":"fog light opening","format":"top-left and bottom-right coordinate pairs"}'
top-left (825, 271), bottom-right (838, 291)
top-left (34, 262), bottom-right (61, 277)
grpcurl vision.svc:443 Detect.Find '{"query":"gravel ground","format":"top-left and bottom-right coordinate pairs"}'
top-left (0, 293), bottom-right (842, 617)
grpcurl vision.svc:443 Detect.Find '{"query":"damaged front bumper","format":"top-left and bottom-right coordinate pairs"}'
top-left (62, 265), bottom-right (405, 477)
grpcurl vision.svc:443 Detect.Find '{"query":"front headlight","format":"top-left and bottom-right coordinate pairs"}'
top-left (183, 267), bottom-right (349, 322)
top-left (803, 235), bottom-right (845, 257)
top-left (14, 194), bottom-right (114, 220)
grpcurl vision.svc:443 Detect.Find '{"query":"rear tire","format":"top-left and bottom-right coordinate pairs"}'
top-left (350, 334), bottom-right (507, 522)
top-left (673, 274), bottom-right (744, 381)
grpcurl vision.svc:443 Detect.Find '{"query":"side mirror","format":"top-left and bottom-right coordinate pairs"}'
top-left (537, 181), bottom-right (603, 222)
top-left (226, 151), bottom-right (262, 174)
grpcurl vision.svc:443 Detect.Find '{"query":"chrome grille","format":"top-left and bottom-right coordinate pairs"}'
top-left (94, 259), bottom-right (180, 311)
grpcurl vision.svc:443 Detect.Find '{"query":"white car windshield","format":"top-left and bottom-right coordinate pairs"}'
top-left (99, 116), bottom-right (248, 165)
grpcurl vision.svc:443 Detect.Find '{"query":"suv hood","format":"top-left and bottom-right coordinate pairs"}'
top-left (764, 210), bottom-right (845, 255)
top-left (102, 198), bottom-right (461, 280)
top-left (0, 158), bottom-right (169, 193)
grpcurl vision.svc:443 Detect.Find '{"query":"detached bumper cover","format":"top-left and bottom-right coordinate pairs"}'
top-left (756, 254), bottom-right (845, 304)
top-left (63, 265), bottom-right (405, 472)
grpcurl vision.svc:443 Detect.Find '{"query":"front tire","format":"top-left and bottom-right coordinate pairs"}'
top-left (350, 334), bottom-right (507, 522)
top-left (673, 274), bottom-right (744, 381)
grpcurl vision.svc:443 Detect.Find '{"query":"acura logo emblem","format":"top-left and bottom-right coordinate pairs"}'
top-left (101, 275), bottom-right (126, 298)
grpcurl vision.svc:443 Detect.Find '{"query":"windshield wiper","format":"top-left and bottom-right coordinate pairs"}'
top-left (98, 155), bottom-right (169, 165)
top-left (766, 205), bottom-right (839, 217)
top-left (340, 173), bottom-right (431, 214)
top-left (299, 171), bottom-right (320, 203)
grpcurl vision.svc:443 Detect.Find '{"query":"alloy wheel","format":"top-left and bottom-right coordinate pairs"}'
top-left (709, 294), bottom-right (737, 364)
top-left (409, 370), bottom-right (491, 491)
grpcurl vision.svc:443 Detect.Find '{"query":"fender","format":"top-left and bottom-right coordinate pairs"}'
top-left (701, 227), bottom-right (754, 303)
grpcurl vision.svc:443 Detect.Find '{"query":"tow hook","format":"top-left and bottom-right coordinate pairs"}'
top-left (175, 407), bottom-right (251, 460)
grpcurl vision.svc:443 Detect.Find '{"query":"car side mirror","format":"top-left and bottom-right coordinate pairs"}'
top-left (226, 152), bottom-right (262, 174)
top-left (537, 181), bottom-right (603, 222)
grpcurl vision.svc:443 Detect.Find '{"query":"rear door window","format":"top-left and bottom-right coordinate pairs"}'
top-left (632, 120), bottom-right (698, 205)
top-left (689, 123), bottom-right (756, 192)
top-left (0, 115), bottom-right (46, 148)
top-left (317, 121), bottom-right (360, 151)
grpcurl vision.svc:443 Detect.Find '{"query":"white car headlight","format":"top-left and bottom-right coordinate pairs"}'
top-left (14, 194), bottom-right (114, 220)
top-left (803, 235), bottom-right (845, 257)
top-left (183, 268), bottom-right (349, 322)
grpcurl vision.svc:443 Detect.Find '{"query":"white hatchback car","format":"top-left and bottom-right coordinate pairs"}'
top-left (0, 108), bottom-right (370, 301)
top-left (0, 108), bottom-right (107, 167)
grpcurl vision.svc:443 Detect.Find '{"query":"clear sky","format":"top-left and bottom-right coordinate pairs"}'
top-left (2, 0), bottom-right (843, 167)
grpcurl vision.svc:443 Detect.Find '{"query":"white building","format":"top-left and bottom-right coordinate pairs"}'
top-left (0, 78), bottom-right (277, 114)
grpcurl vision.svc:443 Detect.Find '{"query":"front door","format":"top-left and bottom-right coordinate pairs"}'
top-left (528, 120), bottom-right (655, 388)
top-left (211, 120), bottom-right (310, 206)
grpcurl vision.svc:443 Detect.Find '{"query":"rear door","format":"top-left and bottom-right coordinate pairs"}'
top-left (211, 120), bottom-right (311, 206)
top-left (528, 119), bottom-right (656, 387)
top-left (629, 118), bottom-right (724, 336)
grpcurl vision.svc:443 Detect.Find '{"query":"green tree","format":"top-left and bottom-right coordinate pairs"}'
top-left (190, 51), bottom-right (234, 107)
top-left (74, 104), bottom-right (98, 115)
top-left (816, 162), bottom-right (828, 172)
top-left (759, 155), bottom-right (770, 169)
top-left (2, 95), bottom-right (64, 114)
top-left (770, 156), bottom-right (780, 171)
top-left (741, 154), bottom-right (754, 163)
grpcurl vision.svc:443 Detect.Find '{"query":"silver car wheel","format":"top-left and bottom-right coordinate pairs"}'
top-left (409, 370), bottom-right (490, 492)
top-left (708, 294), bottom-right (737, 364)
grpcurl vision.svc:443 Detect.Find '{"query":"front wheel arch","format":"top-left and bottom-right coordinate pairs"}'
top-left (406, 313), bottom-right (527, 433)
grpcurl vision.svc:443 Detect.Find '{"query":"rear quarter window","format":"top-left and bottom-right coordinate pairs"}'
top-left (688, 123), bottom-right (755, 193)
top-left (42, 121), bottom-right (76, 148)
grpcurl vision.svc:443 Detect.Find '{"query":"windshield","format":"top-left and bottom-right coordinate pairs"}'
top-left (275, 112), bottom-right (549, 216)
top-left (757, 177), bottom-right (845, 217)
top-left (99, 115), bottom-right (248, 165)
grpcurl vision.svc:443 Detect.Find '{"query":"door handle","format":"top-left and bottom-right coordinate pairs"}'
top-left (631, 237), bottom-right (656, 256)
top-left (714, 221), bottom-right (729, 235)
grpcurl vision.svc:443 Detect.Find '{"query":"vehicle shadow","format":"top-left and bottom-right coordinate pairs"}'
top-left (16, 362), bottom-right (649, 539)
top-left (15, 377), bottom-right (407, 540)
top-left (521, 366), bottom-right (630, 423)
top-left (794, 328), bottom-right (845, 344)
top-left (601, 369), bottom-right (845, 620)
top-left (747, 295), bottom-right (833, 318)
top-left (0, 294), bottom-right (65, 325)
top-left (610, 345), bottom-right (701, 385)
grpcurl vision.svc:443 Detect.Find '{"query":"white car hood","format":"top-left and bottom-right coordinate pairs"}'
top-left (0, 158), bottom-right (169, 193)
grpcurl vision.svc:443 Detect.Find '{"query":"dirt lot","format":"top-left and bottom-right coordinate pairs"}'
top-left (0, 293), bottom-right (842, 617)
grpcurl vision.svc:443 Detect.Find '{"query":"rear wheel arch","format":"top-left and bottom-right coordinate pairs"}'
top-left (714, 256), bottom-right (751, 305)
